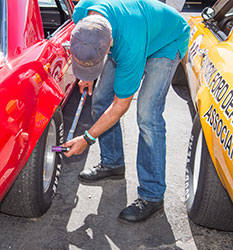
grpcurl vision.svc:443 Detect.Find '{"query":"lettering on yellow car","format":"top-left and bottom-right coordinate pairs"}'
top-left (202, 55), bottom-right (233, 124)
top-left (187, 34), bottom-right (203, 66)
top-left (202, 55), bottom-right (233, 160)
top-left (203, 104), bottom-right (233, 160)
top-left (190, 26), bottom-right (198, 41)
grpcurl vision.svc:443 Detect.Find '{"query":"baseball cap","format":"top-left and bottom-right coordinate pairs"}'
top-left (70, 15), bottom-right (112, 81)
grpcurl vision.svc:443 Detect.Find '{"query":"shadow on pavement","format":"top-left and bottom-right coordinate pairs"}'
top-left (65, 177), bottom-right (182, 250)
top-left (0, 71), bottom-right (232, 249)
top-left (0, 85), bottom-right (92, 250)
top-left (0, 84), bottom-right (181, 250)
top-left (58, 86), bottom-right (181, 249)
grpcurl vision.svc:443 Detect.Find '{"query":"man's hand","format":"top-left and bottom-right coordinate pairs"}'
top-left (62, 136), bottom-right (88, 158)
top-left (78, 80), bottom-right (94, 96)
top-left (62, 94), bottom-right (134, 158)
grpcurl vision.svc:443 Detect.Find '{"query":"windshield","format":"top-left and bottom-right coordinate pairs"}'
top-left (0, 0), bottom-right (7, 56)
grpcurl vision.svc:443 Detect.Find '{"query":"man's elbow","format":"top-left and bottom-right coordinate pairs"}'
top-left (118, 100), bottom-right (132, 115)
top-left (114, 94), bottom-right (134, 116)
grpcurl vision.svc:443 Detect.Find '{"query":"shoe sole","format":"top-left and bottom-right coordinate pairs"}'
top-left (117, 206), bottom-right (164, 225)
top-left (78, 174), bottom-right (125, 184)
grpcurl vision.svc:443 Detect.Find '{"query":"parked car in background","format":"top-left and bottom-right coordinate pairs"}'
top-left (175, 0), bottom-right (233, 231)
top-left (0, 0), bottom-right (76, 218)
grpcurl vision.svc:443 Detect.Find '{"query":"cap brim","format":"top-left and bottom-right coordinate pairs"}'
top-left (72, 57), bottom-right (104, 81)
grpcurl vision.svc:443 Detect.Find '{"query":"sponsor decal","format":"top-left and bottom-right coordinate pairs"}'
top-left (190, 26), bottom-right (198, 41)
top-left (203, 104), bottom-right (233, 160)
top-left (202, 56), bottom-right (233, 124)
top-left (187, 34), bottom-right (203, 66)
top-left (202, 55), bottom-right (233, 160)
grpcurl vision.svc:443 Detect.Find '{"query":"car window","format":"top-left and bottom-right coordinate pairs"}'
top-left (38, 0), bottom-right (68, 14)
top-left (38, 0), bottom-right (56, 7)
top-left (38, 0), bottom-right (71, 38)
top-left (0, 0), bottom-right (7, 56)
top-left (39, 0), bottom-right (69, 14)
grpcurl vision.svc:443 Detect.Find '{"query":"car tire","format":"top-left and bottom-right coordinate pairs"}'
top-left (185, 114), bottom-right (233, 231)
top-left (0, 108), bottom-right (64, 218)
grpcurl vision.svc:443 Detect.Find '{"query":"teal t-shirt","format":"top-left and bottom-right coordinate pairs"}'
top-left (73, 0), bottom-right (190, 98)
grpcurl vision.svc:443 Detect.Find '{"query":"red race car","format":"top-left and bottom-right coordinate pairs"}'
top-left (0, 0), bottom-right (76, 217)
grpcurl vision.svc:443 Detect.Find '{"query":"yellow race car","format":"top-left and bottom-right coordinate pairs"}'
top-left (178, 0), bottom-right (233, 231)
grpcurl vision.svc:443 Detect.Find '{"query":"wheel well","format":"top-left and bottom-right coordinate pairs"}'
top-left (172, 62), bottom-right (187, 86)
top-left (172, 62), bottom-right (196, 119)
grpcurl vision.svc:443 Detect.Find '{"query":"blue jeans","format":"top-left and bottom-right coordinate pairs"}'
top-left (92, 53), bottom-right (180, 202)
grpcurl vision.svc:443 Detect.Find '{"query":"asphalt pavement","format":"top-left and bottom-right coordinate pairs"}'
top-left (1, 81), bottom-right (233, 250)
top-left (1, 5), bottom-right (233, 250)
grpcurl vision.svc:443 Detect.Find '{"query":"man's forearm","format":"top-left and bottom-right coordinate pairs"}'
top-left (88, 95), bottom-right (133, 138)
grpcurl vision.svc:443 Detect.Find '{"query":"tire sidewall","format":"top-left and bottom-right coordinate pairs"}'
top-left (185, 114), bottom-right (207, 216)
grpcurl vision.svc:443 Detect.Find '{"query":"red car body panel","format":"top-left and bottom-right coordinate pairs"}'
top-left (0, 0), bottom-right (75, 201)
